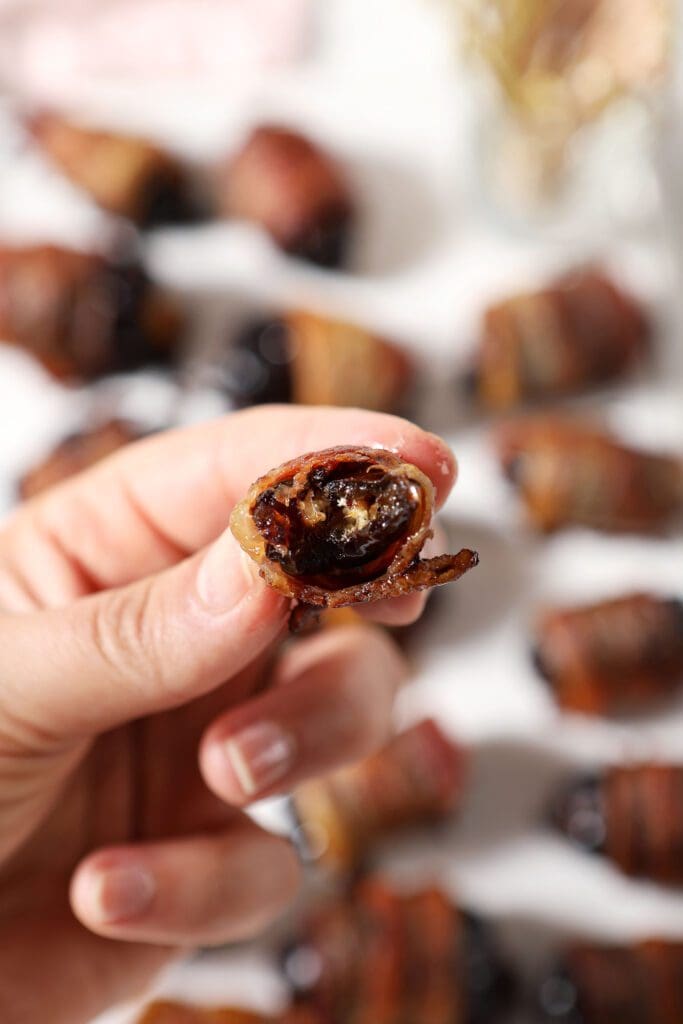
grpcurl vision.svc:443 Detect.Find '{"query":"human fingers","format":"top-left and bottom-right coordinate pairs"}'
top-left (200, 625), bottom-right (407, 805)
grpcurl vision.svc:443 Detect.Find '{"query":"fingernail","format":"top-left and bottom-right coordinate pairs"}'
top-left (196, 529), bottom-right (259, 614)
top-left (223, 721), bottom-right (296, 798)
top-left (89, 865), bottom-right (156, 924)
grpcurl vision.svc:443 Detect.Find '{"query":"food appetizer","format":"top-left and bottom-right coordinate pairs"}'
top-left (216, 126), bottom-right (354, 268)
top-left (291, 719), bottom-right (465, 870)
top-left (497, 417), bottom-right (683, 533)
top-left (533, 593), bottom-right (683, 715)
top-left (224, 311), bottom-right (413, 413)
top-left (468, 268), bottom-right (648, 410)
top-left (230, 446), bottom-right (477, 627)
top-left (27, 111), bottom-right (197, 226)
top-left (18, 420), bottom-right (142, 500)
top-left (282, 876), bottom-right (510, 1023)
top-left (0, 245), bottom-right (182, 380)
top-left (553, 763), bottom-right (683, 886)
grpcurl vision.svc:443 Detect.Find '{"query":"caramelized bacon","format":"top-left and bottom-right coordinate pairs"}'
top-left (230, 447), bottom-right (477, 611)
top-left (497, 417), bottom-right (683, 533)
top-left (470, 268), bottom-right (648, 409)
top-left (216, 126), bottom-right (354, 268)
top-left (291, 720), bottom-right (465, 870)
top-left (28, 112), bottom-right (196, 226)
top-left (533, 593), bottom-right (683, 715)
top-left (138, 1004), bottom-right (323, 1024)
top-left (0, 245), bottom-right (181, 380)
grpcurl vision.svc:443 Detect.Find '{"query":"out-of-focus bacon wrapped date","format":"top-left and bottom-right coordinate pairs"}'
top-left (469, 268), bottom-right (648, 410)
top-left (18, 420), bottom-right (142, 500)
top-left (533, 593), bottom-right (683, 715)
top-left (0, 245), bottom-right (182, 380)
top-left (281, 877), bottom-right (510, 1024)
top-left (216, 126), bottom-right (354, 268)
top-left (497, 418), bottom-right (683, 533)
top-left (536, 939), bottom-right (683, 1024)
top-left (230, 447), bottom-right (478, 616)
top-left (291, 720), bottom-right (465, 870)
top-left (554, 763), bottom-right (683, 886)
top-left (27, 112), bottom-right (197, 227)
top-left (138, 1003), bottom-right (324, 1024)
top-left (224, 312), bottom-right (413, 413)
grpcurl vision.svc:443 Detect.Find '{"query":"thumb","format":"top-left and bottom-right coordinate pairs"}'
top-left (0, 530), bottom-right (288, 744)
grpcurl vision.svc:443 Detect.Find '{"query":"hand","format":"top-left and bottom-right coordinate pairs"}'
top-left (0, 406), bottom-right (456, 1024)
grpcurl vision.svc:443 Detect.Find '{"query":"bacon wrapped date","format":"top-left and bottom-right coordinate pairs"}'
top-left (553, 763), bottom-right (683, 886)
top-left (230, 447), bottom-right (478, 615)
top-left (536, 939), bottom-right (683, 1024)
top-left (281, 877), bottom-right (511, 1024)
top-left (18, 420), bottom-right (142, 500)
top-left (497, 418), bottom-right (683, 533)
top-left (224, 311), bottom-right (413, 413)
top-left (468, 268), bottom-right (648, 410)
top-left (216, 126), bottom-right (354, 268)
top-left (533, 593), bottom-right (683, 715)
top-left (0, 245), bottom-right (182, 380)
top-left (291, 719), bottom-right (465, 870)
top-left (27, 112), bottom-right (197, 227)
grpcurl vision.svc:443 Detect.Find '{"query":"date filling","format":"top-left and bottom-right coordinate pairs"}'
top-left (251, 460), bottom-right (423, 588)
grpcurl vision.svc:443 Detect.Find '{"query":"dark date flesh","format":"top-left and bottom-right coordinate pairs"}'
top-left (230, 446), bottom-right (478, 615)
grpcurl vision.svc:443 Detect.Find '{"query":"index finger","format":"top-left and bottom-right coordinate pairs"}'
top-left (8, 405), bottom-right (457, 595)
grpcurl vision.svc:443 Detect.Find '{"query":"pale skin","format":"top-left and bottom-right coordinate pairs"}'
top-left (0, 405), bottom-right (457, 1024)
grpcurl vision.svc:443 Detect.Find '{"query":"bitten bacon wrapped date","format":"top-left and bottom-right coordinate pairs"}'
top-left (0, 245), bottom-right (181, 380)
top-left (533, 593), bottom-right (683, 715)
top-left (224, 311), bottom-right (413, 413)
top-left (291, 719), bottom-right (465, 870)
top-left (18, 420), bottom-right (142, 500)
top-left (230, 447), bottom-right (478, 612)
top-left (281, 877), bottom-right (510, 1024)
top-left (216, 126), bottom-right (354, 268)
top-left (537, 939), bottom-right (683, 1024)
top-left (27, 112), bottom-right (196, 227)
top-left (553, 763), bottom-right (683, 886)
top-left (469, 268), bottom-right (648, 410)
top-left (497, 417), bottom-right (683, 533)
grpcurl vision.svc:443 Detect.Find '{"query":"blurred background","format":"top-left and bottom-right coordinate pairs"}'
top-left (1, 1), bottom-right (683, 1022)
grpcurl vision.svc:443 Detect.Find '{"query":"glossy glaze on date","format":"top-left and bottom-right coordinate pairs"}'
top-left (230, 446), bottom-right (478, 609)
top-left (19, 420), bottom-right (142, 500)
top-left (470, 268), bottom-right (648, 410)
top-left (536, 941), bottom-right (683, 1024)
top-left (217, 126), bottom-right (354, 268)
top-left (0, 245), bottom-right (181, 380)
top-left (138, 1002), bottom-right (323, 1024)
top-left (28, 112), bottom-right (197, 226)
top-left (533, 593), bottom-right (683, 715)
top-left (291, 719), bottom-right (465, 870)
top-left (281, 877), bottom-right (511, 1024)
top-left (554, 764), bottom-right (683, 885)
top-left (225, 312), bottom-right (412, 413)
top-left (497, 418), bottom-right (683, 533)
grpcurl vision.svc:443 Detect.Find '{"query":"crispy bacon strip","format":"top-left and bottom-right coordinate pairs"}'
top-left (497, 417), bottom-right (683, 533)
top-left (533, 593), bottom-right (683, 715)
top-left (230, 446), bottom-right (478, 612)
top-left (138, 1004), bottom-right (322, 1024)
